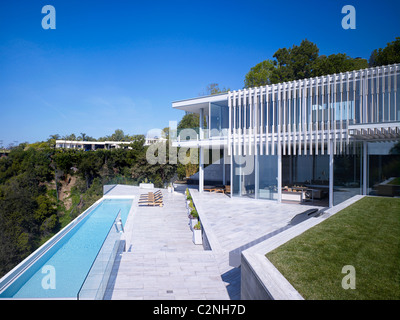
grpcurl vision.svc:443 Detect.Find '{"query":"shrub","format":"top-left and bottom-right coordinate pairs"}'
top-left (190, 209), bottom-right (198, 219)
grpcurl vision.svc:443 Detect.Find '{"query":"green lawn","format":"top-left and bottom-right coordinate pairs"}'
top-left (388, 177), bottom-right (400, 185)
top-left (266, 197), bottom-right (400, 300)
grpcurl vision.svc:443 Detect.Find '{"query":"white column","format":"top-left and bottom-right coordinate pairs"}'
top-left (277, 153), bottom-right (282, 203)
top-left (329, 140), bottom-right (334, 208)
top-left (363, 141), bottom-right (368, 195)
top-left (199, 146), bottom-right (204, 193)
top-left (230, 151), bottom-right (233, 198)
top-left (255, 152), bottom-right (259, 200)
top-left (199, 107), bottom-right (204, 193)
top-left (199, 108), bottom-right (204, 140)
top-left (222, 147), bottom-right (226, 185)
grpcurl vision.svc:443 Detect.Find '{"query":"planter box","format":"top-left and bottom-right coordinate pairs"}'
top-left (192, 229), bottom-right (202, 245)
top-left (189, 218), bottom-right (198, 230)
top-left (139, 183), bottom-right (154, 189)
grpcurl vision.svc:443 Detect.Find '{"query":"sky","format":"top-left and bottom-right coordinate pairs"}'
top-left (0, 0), bottom-right (399, 146)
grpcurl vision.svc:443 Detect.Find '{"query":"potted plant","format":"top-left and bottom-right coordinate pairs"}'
top-left (167, 182), bottom-right (174, 193)
top-left (186, 188), bottom-right (192, 209)
top-left (139, 178), bottom-right (154, 189)
top-left (192, 221), bottom-right (202, 245)
top-left (189, 208), bottom-right (198, 230)
top-left (187, 199), bottom-right (194, 216)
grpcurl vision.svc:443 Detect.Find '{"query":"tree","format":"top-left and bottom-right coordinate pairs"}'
top-left (199, 83), bottom-right (230, 96)
top-left (244, 59), bottom-right (275, 88)
top-left (76, 151), bottom-right (104, 189)
top-left (369, 37), bottom-right (400, 67)
top-left (313, 54), bottom-right (368, 76)
top-left (270, 39), bottom-right (319, 83)
top-left (177, 113), bottom-right (200, 130)
top-left (79, 133), bottom-right (87, 141)
top-left (110, 129), bottom-right (126, 141)
top-left (62, 133), bottom-right (77, 141)
top-left (244, 39), bottom-right (369, 87)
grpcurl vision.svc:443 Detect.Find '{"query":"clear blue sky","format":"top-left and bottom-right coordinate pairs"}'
top-left (0, 0), bottom-right (399, 146)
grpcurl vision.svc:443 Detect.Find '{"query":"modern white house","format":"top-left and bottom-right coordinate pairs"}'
top-left (55, 140), bottom-right (133, 151)
top-left (56, 136), bottom-right (166, 151)
top-left (172, 63), bottom-right (400, 207)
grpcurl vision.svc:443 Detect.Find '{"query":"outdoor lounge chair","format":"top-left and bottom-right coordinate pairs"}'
top-left (203, 185), bottom-right (216, 192)
top-left (138, 193), bottom-right (163, 203)
top-left (139, 190), bottom-right (162, 200)
top-left (214, 186), bottom-right (225, 193)
top-left (138, 197), bottom-right (163, 207)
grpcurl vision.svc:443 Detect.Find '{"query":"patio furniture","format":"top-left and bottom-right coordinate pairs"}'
top-left (138, 199), bottom-right (163, 207)
top-left (139, 193), bottom-right (163, 202)
top-left (138, 191), bottom-right (164, 207)
top-left (282, 190), bottom-right (304, 202)
top-left (204, 185), bottom-right (217, 192)
top-left (139, 190), bottom-right (162, 199)
top-left (224, 185), bottom-right (231, 194)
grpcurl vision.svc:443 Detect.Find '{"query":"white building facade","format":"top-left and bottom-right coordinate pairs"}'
top-left (172, 64), bottom-right (400, 207)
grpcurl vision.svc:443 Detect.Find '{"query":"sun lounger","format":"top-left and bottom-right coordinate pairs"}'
top-left (214, 187), bottom-right (225, 193)
top-left (204, 185), bottom-right (216, 192)
top-left (138, 194), bottom-right (163, 203)
top-left (139, 190), bottom-right (162, 199)
top-left (138, 197), bottom-right (163, 207)
top-left (139, 191), bottom-right (163, 201)
top-left (138, 191), bottom-right (163, 206)
top-left (224, 185), bottom-right (231, 194)
top-left (203, 185), bottom-right (226, 193)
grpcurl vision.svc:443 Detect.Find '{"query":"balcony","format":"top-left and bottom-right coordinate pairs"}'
top-left (171, 127), bottom-right (229, 148)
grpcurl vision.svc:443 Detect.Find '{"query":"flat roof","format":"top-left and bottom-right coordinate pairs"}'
top-left (56, 140), bottom-right (133, 145)
top-left (172, 92), bottom-right (229, 114)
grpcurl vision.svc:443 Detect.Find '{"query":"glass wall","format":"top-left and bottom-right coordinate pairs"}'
top-left (333, 142), bottom-right (362, 206)
top-left (210, 103), bottom-right (229, 138)
top-left (282, 154), bottom-right (329, 205)
top-left (232, 152), bottom-right (255, 198)
top-left (367, 141), bottom-right (400, 197)
top-left (232, 148), bottom-right (278, 200)
top-left (257, 154), bottom-right (278, 200)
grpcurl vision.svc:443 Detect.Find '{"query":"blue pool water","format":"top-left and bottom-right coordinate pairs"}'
top-left (0, 198), bottom-right (132, 299)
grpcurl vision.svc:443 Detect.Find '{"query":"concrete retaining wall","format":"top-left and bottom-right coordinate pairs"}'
top-left (240, 195), bottom-right (365, 300)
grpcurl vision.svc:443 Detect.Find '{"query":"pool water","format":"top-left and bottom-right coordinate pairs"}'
top-left (0, 199), bottom-right (132, 299)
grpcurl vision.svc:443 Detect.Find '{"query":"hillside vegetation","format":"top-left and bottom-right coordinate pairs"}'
top-left (0, 136), bottom-right (176, 277)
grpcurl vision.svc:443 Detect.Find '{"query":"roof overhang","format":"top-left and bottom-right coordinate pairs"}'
top-left (172, 93), bottom-right (229, 115)
top-left (348, 122), bottom-right (400, 141)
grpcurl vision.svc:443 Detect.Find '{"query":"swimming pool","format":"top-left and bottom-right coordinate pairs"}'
top-left (0, 198), bottom-right (133, 299)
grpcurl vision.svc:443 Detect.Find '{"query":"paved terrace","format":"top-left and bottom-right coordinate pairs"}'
top-left (104, 185), bottom-right (319, 300)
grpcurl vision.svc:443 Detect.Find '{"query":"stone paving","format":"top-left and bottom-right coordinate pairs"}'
top-left (189, 187), bottom-right (319, 299)
top-left (104, 186), bottom-right (229, 300)
top-left (104, 185), bottom-right (320, 300)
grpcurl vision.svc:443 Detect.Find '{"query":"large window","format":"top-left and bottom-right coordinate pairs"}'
top-left (257, 154), bottom-right (278, 200)
top-left (333, 142), bottom-right (362, 206)
top-left (210, 103), bottom-right (229, 138)
top-left (367, 141), bottom-right (400, 197)
top-left (232, 150), bottom-right (256, 198)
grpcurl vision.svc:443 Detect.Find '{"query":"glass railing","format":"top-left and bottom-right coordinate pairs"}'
top-left (77, 210), bottom-right (124, 300)
top-left (174, 127), bottom-right (229, 142)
